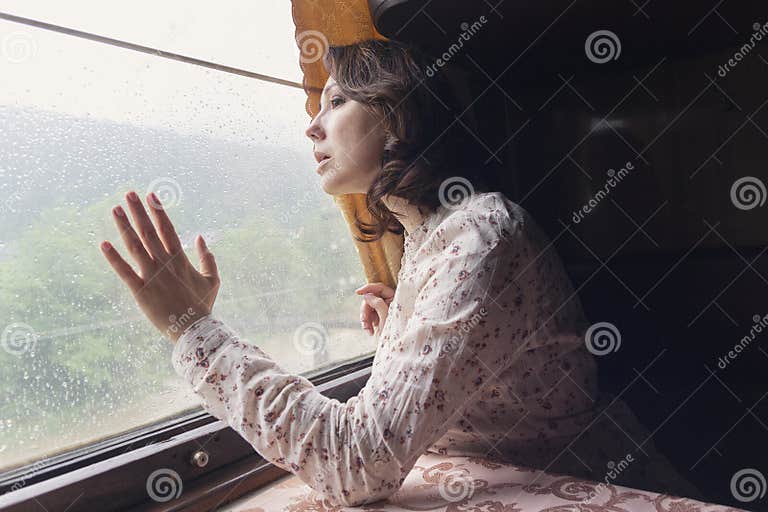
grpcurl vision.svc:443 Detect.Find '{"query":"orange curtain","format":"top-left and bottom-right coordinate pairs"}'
top-left (291, 0), bottom-right (403, 290)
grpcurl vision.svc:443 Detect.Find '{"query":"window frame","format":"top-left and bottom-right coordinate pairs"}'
top-left (0, 353), bottom-right (374, 511)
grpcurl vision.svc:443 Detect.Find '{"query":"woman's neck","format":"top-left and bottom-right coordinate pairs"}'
top-left (382, 195), bottom-right (429, 235)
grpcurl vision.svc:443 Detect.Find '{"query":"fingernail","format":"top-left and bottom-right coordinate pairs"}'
top-left (100, 241), bottom-right (112, 251)
top-left (127, 191), bottom-right (138, 202)
top-left (113, 205), bottom-right (124, 216)
top-left (150, 192), bottom-right (160, 204)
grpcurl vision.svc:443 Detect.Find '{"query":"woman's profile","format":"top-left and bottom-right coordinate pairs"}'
top-left (99, 38), bottom-right (700, 507)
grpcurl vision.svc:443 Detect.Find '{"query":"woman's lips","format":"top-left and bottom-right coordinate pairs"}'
top-left (316, 157), bottom-right (332, 174)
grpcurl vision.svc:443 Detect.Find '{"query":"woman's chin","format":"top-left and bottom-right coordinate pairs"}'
top-left (317, 168), bottom-right (369, 195)
top-left (319, 173), bottom-right (356, 195)
top-left (319, 176), bottom-right (342, 195)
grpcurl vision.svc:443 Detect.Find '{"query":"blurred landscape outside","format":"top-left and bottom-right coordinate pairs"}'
top-left (0, 1), bottom-right (374, 472)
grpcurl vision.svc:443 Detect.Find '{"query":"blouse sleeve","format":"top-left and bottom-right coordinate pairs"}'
top-left (171, 208), bottom-right (527, 507)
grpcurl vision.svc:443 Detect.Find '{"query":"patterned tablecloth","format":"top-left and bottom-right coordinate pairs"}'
top-left (220, 452), bottom-right (746, 511)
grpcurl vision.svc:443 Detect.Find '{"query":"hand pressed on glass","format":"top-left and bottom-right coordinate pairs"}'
top-left (99, 190), bottom-right (220, 342)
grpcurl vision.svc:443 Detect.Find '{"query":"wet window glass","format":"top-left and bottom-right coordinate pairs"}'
top-left (0, 10), bottom-right (372, 473)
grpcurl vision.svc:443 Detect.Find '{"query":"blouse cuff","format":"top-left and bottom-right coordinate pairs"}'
top-left (171, 313), bottom-right (230, 385)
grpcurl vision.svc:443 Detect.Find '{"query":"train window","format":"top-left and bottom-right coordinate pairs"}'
top-left (0, 2), bottom-right (371, 480)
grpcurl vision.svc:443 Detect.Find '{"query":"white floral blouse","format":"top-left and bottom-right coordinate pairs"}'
top-left (172, 191), bottom-right (697, 507)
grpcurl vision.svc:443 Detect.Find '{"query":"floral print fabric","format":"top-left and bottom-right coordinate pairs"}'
top-left (172, 192), bottom-right (700, 507)
top-left (219, 452), bottom-right (744, 512)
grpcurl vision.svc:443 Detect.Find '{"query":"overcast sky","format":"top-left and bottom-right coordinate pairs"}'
top-left (0, 1), bottom-right (313, 147)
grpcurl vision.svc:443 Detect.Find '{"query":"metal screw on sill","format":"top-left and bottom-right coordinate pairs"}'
top-left (190, 450), bottom-right (209, 468)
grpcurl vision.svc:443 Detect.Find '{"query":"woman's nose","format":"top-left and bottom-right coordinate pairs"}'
top-left (305, 116), bottom-right (324, 142)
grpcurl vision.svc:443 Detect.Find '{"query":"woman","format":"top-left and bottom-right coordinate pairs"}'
top-left (99, 39), bottom-right (700, 507)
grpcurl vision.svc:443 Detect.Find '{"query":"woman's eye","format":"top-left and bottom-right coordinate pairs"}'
top-left (330, 97), bottom-right (345, 108)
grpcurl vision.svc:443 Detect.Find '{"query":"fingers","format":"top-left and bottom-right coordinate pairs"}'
top-left (112, 204), bottom-right (154, 273)
top-left (196, 235), bottom-right (219, 280)
top-left (363, 294), bottom-right (388, 335)
top-left (146, 192), bottom-right (184, 256)
top-left (357, 283), bottom-right (394, 336)
top-left (355, 282), bottom-right (395, 304)
top-left (359, 300), bottom-right (370, 334)
top-left (124, 191), bottom-right (169, 263)
top-left (99, 240), bottom-right (144, 292)
top-left (359, 300), bottom-right (376, 336)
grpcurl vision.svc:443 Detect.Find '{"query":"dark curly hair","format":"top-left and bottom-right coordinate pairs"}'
top-left (322, 38), bottom-right (494, 243)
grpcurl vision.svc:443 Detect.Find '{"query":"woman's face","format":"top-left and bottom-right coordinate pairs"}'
top-left (305, 76), bottom-right (387, 195)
